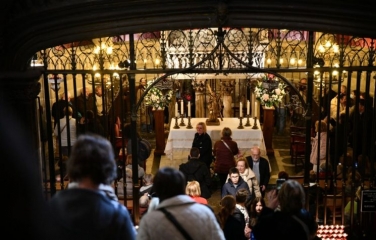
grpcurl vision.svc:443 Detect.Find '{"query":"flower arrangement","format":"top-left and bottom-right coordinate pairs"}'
top-left (254, 77), bottom-right (286, 107)
top-left (144, 80), bottom-right (173, 110)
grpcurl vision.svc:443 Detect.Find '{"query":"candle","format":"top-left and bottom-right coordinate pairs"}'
top-left (175, 102), bottom-right (178, 116)
top-left (254, 102), bottom-right (257, 118)
top-left (247, 100), bottom-right (250, 115)
top-left (181, 100), bottom-right (184, 115)
top-left (188, 101), bottom-right (191, 117)
top-left (239, 102), bottom-right (243, 117)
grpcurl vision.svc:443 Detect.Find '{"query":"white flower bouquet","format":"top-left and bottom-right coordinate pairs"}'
top-left (254, 78), bottom-right (286, 107)
top-left (144, 80), bottom-right (173, 109)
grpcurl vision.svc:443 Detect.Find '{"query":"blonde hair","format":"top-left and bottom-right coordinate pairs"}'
top-left (185, 181), bottom-right (201, 197)
top-left (196, 122), bottom-right (207, 133)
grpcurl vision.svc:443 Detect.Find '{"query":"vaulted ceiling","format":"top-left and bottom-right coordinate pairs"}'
top-left (1, 0), bottom-right (376, 71)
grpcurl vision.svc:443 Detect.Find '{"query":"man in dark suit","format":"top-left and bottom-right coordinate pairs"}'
top-left (246, 146), bottom-right (271, 197)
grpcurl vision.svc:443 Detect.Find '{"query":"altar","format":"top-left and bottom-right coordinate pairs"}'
top-left (164, 117), bottom-right (266, 167)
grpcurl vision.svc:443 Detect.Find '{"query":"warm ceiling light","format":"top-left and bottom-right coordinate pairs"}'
top-left (318, 45), bottom-right (325, 53)
top-left (106, 46), bottom-right (113, 55)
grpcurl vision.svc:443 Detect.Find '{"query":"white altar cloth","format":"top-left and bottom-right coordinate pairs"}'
top-left (164, 118), bottom-right (266, 165)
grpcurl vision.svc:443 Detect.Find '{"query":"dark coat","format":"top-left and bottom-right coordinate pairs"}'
top-left (221, 176), bottom-right (251, 202)
top-left (78, 119), bottom-right (105, 137)
top-left (49, 188), bottom-right (136, 240)
top-left (246, 156), bottom-right (270, 188)
top-left (71, 93), bottom-right (96, 117)
top-left (52, 100), bottom-right (79, 125)
top-left (223, 215), bottom-right (247, 240)
top-left (253, 209), bottom-right (316, 240)
top-left (192, 132), bottom-right (213, 167)
top-left (213, 136), bottom-right (239, 174)
top-left (179, 158), bottom-right (212, 199)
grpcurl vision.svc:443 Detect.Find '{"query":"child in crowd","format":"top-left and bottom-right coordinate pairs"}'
top-left (185, 180), bottom-right (208, 204)
top-left (245, 197), bottom-right (266, 239)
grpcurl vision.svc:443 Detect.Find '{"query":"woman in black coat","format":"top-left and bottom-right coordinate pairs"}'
top-left (192, 121), bottom-right (213, 169)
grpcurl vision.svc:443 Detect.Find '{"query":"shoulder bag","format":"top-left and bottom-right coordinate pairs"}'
top-left (159, 207), bottom-right (193, 240)
top-left (221, 140), bottom-right (237, 164)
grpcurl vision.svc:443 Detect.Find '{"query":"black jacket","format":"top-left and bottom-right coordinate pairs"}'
top-left (179, 158), bottom-right (212, 199)
top-left (253, 209), bottom-right (317, 240)
top-left (223, 215), bottom-right (247, 240)
top-left (246, 156), bottom-right (271, 189)
top-left (192, 132), bottom-right (213, 167)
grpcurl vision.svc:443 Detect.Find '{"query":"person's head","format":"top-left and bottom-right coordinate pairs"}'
top-left (339, 93), bottom-right (347, 105)
top-left (250, 197), bottom-right (266, 216)
top-left (140, 78), bottom-right (147, 87)
top-left (235, 188), bottom-right (248, 204)
top-left (95, 86), bottom-right (102, 96)
top-left (221, 127), bottom-right (232, 137)
top-left (278, 180), bottom-right (305, 214)
top-left (314, 120), bottom-right (327, 133)
top-left (122, 123), bottom-right (138, 138)
top-left (189, 147), bottom-right (200, 159)
top-left (85, 110), bottom-right (94, 120)
top-left (228, 167), bottom-right (240, 184)
top-left (359, 98), bottom-right (366, 113)
top-left (125, 167), bottom-right (132, 179)
top-left (195, 122), bottom-right (207, 134)
top-left (64, 106), bottom-right (73, 116)
top-left (67, 134), bottom-right (117, 186)
top-left (340, 153), bottom-right (353, 167)
top-left (185, 181), bottom-right (201, 197)
top-left (218, 195), bottom-right (237, 229)
top-left (139, 194), bottom-right (150, 208)
top-left (339, 112), bottom-right (346, 124)
top-left (278, 171), bottom-right (289, 180)
top-left (153, 167), bottom-right (186, 202)
top-left (350, 89), bottom-right (359, 99)
top-left (143, 173), bottom-right (154, 185)
top-left (340, 85), bottom-right (347, 94)
top-left (81, 87), bottom-right (91, 97)
top-left (299, 78), bottom-right (307, 92)
top-left (236, 157), bottom-right (249, 174)
top-left (250, 146), bottom-right (261, 161)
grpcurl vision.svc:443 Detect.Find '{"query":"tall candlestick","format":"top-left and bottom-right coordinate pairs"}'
top-left (239, 102), bottom-right (243, 117)
top-left (247, 100), bottom-right (250, 115)
top-left (188, 101), bottom-right (191, 117)
top-left (175, 102), bottom-right (178, 116)
top-left (181, 100), bottom-right (184, 115)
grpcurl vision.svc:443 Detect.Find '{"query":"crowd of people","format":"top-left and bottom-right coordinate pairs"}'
top-left (12, 76), bottom-right (375, 240)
